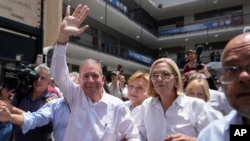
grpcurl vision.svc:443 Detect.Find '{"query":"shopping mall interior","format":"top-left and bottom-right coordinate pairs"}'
top-left (0, 0), bottom-right (250, 76)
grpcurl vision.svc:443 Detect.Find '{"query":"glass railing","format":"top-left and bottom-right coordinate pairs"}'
top-left (102, 0), bottom-right (250, 38)
top-left (159, 14), bottom-right (248, 37)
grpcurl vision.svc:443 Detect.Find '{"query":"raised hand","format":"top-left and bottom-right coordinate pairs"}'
top-left (58, 4), bottom-right (90, 44)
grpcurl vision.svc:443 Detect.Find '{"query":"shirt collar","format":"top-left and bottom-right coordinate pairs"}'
top-left (27, 89), bottom-right (49, 102)
top-left (175, 94), bottom-right (189, 106)
top-left (101, 90), bottom-right (110, 105)
top-left (152, 94), bottom-right (187, 106)
top-left (224, 110), bottom-right (243, 130)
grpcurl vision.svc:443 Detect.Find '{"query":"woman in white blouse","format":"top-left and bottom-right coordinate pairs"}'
top-left (125, 71), bottom-right (149, 116)
top-left (135, 58), bottom-right (222, 141)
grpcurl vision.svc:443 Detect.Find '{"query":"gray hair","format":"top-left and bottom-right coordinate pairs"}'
top-left (34, 63), bottom-right (50, 76)
top-left (69, 72), bottom-right (79, 79)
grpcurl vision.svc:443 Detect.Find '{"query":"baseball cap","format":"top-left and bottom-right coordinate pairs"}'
top-left (187, 49), bottom-right (196, 54)
top-left (111, 71), bottom-right (117, 75)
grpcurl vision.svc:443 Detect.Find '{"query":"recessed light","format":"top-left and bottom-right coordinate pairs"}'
top-left (99, 16), bottom-right (104, 20)
top-left (214, 34), bottom-right (219, 37)
top-left (136, 35), bottom-right (140, 39)
top-left (185, 38), bottom-right (189, 41)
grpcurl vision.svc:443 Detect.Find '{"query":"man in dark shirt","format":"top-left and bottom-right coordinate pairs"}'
top-left (10, 63), bottom-right (58, 141)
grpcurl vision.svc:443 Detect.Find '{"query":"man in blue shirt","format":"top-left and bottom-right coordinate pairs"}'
top-left (0, 97), bottom-right (69, 141)
top-left (198, 32), bottom-right (250, 141)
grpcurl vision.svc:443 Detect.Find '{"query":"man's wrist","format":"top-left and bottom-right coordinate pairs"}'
top-left (56, 40), bottom-right (68, 45)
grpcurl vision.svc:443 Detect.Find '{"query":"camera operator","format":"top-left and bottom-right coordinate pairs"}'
top-left (183, 48), bottom-right (217, 90)
top-left (183, 49), bottom-right (198, 88)
top-left (3, 63), bottom-right (59, 141)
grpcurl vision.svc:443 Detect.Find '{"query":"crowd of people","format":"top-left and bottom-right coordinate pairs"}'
top-left (0, 3), bottom-right (250, 141)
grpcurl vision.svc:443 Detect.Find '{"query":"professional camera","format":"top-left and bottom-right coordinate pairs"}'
top-left (195, 44), bottom-right (204, 70)
top-left (1, 54), bottom-right (39, 95)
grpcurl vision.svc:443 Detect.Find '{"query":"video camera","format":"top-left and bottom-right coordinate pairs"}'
top-left (0, 54), bottom-right (39, 95)
top-left (195, 44), bottom-right (204, 70)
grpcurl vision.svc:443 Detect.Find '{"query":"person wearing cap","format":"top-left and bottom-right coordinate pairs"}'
top-left (183, 49), bottom-right (218, 90)
top-left (184, 49), bottom-right (197, 74)
top-left (183, 49), bottom-right (197, 89)
top-left (108, 71), bottom-right (123, 100)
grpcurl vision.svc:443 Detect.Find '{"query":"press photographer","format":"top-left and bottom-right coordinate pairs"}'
top-left (183, 45), bottom-right (204, 73)
top-left (0, 59), bottom-right (59, 141)
top-left (183, 45), bottom-right (218, 90)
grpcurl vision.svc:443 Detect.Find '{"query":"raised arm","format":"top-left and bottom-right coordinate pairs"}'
top-left (50, 4), bottom-right (89, 104)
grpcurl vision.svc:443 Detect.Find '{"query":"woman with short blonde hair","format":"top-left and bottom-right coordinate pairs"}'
top-left (185, 78), bottom-right (210, 102)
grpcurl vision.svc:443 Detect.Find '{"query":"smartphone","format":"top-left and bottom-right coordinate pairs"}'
top-left (116, 64), bottom-right (122, 71)
top-left (36, 54), bottom-right (43, 65)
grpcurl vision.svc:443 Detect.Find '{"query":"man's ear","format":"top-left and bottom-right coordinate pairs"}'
top-left (102, 75), bottom-right (106, 82)
top-left (78, 76), bottom-right (81, 84)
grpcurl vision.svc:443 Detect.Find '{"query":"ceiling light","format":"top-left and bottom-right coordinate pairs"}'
top-left (185, 38), bottom-right (189, 41)
top-left (214, 34), bottom-right (219, 37)
top-left (99, 16), bottom-right (104, 20)
top-left (136, 35), bottom-right (140, 39)
top-left (213, 0), bottom-right (218, 4)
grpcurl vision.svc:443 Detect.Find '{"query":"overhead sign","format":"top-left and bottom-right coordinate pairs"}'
top-left (160, 16), bottom-right (244, 36)
top-left (0, 0), bottom-right (41, 28)
top-left (128, 51), bottom-right (154, 65)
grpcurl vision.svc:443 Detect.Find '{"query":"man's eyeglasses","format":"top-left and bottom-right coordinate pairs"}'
top-left (219, 64), bottom-right (250, 84)
top-left (151, 72), bottom-right (174, 81)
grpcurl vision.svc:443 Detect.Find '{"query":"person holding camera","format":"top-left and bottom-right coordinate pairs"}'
top-left (184, 49), bottom-right (197, 73)
top-left (0, 73), bottom-right (82, 141)
top-left (3, 63), bottom-right (59, 141)
top-left (183, 49), bottom-right (218, 90)
top-left (183, 49), bottom-right (198, 89)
